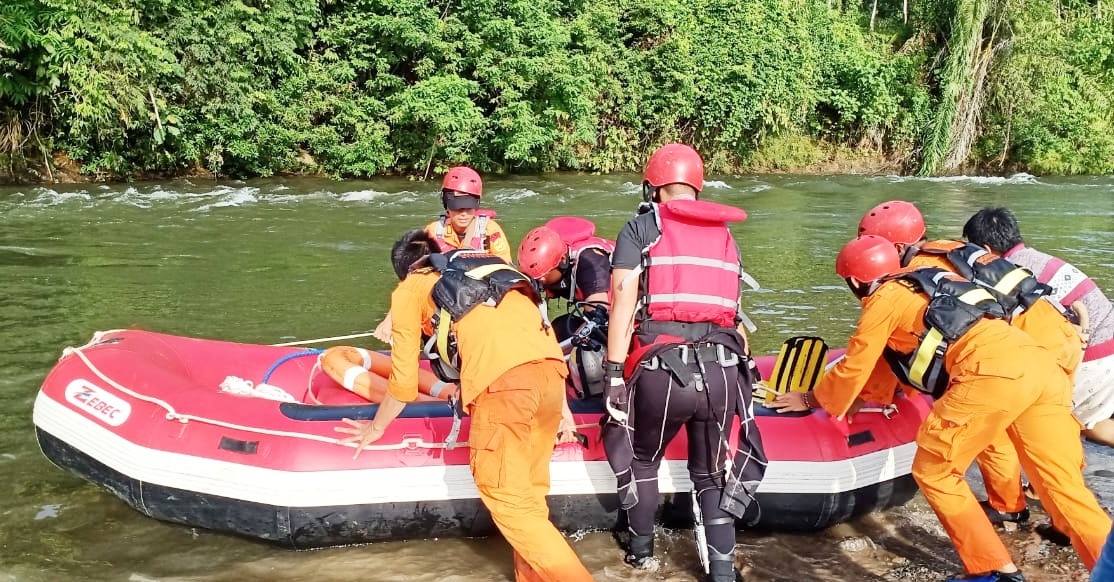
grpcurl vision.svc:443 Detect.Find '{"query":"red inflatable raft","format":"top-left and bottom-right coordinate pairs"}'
top-left (33, 329), bottom-right (932, 549)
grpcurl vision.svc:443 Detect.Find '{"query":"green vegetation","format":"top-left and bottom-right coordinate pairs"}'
top-left (0, 0), bottom-right (1110, 181)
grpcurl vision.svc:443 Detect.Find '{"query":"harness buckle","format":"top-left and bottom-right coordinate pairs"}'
top-left (444, 395), bottom-right (464, 450)
top-left (715, 344), bottom-right (739, 367)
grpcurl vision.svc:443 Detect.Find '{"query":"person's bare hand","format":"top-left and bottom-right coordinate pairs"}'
top-left (768, 391), bottom-right (809, 413)
top-left (335, 418), bottom-right (386, 459)
top-left (372, 315), bottom-right (393, 345)
top-left (840, 397), bottom-right (866, 423)
top-left (556, 409), bottom-right (579, 445)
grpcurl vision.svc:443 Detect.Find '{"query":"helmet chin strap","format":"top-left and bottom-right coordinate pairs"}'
top-left (845, 277), bottom-right (871, 299)
top-left (642, 182), bottom-right (655, 203)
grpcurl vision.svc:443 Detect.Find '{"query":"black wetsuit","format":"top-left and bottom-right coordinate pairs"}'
top-left (608, 211), bottom-right (767, 576)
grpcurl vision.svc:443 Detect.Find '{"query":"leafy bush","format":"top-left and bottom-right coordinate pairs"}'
top-left (977, 5), bottom-right (1114, 174)
top-left (1, 0), bottom-right (1110, 180)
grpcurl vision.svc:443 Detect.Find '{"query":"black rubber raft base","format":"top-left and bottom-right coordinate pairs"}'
top-left (37, 429), bottom-right (918, 549)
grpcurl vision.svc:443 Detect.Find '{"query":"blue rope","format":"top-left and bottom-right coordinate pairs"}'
top-left (262, 349), bottom-right (324, 384)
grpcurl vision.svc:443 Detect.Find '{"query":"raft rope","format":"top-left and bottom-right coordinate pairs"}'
top-left (261, 349), bottom-right (322, 384)
top-left (60, 331), bottom-right (475, 451)
top-left (270, 331), bottom-right (377, 347)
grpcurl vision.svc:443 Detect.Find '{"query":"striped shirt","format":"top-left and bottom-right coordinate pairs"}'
top-left (1005, 243), bottom-right (1114, 360)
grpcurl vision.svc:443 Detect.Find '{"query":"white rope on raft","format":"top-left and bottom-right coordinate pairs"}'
top-left (271, 332), bottom-right (378, 347)
top-left (219, 376), bottom-right (298, 403)
top-left (61, 334), bottom-right (468, 451)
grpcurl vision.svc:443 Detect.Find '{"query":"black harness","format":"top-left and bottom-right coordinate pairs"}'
top-left (422, 250), bottom-right (544, 382)
top-left (882, 268), bottom-right (1007, 397)
top-left (911, 241), bottom-right (1052, 316)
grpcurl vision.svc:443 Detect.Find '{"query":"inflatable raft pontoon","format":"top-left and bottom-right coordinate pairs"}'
top-left (33, 329), bottom-right (932, 549)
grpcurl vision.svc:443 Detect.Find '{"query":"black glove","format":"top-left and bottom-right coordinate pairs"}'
top-left (603, 360), bottom-right (629, 423)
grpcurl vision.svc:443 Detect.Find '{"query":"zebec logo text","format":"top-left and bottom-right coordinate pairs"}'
top-left (64, 379), bottom-right (131, 427)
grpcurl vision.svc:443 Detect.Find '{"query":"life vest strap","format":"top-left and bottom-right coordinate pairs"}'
top-left (908, 327), bottom-right (945, 391)
top-left (991, 267), bottom-right (1031, 296)
top-left (638, 343), bottom-right (740, 372)
top-left (464, 263), bottom-right (520, 280)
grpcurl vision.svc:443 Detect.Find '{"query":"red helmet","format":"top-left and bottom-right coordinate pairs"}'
top-left (441, 166), bottom-right (483, 197)
top-left (836, 235), bottom-right (901, 282)
top-left (517, 226), bottom-right (568, 280)
top-left (644, 144), bottom-right (704, 192)
top-left (857, 200), bottom-right (925, 245)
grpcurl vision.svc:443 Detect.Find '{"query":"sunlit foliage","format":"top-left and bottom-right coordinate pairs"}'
top-left (0, 0), bottom-right (1110, 179)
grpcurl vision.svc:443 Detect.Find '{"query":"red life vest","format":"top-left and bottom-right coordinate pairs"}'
top-left (639, 199), bottom-right (746, 328)
top-left (546, 216), bottom-right (615, 302)
top-left (431, 210), bottom-right (496, 253)
top-left (568, 237), bottom-right (615, 301)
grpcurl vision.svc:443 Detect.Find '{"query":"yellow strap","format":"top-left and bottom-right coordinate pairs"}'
top-left (767, 342), bottom-right (791, 401)
top-left (991, 268), bottom-right (1030, 296)
top-left (957, 287), bottom-right (996, 305)
top-left (435, 308), bottom-right (452, 363)
top-left (908, 327), bottom-right (944, 389)
top-left (464, 263), bottom-right (518, 280)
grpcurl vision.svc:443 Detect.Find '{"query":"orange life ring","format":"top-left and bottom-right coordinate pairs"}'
top-left (320, 346), bottom-right (456, 402)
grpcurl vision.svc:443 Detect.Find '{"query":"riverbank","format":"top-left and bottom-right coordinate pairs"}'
top-left (593, 490), bottom-right (1091, 581)
top-left (0, 143), bottom-right (911, 186)
top-left (733, 492), bottom-right (1090, 582)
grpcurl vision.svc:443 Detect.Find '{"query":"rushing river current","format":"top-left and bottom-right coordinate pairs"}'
top-left (2, 173), bottom-right (1112, 582)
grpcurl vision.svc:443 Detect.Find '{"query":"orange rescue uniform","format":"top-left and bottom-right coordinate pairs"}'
top-left (423, 217), bottom-right (513, 263)
top-left (906, 250), bottom-right (1085, 517)
top-left (813, 278), bottom-right (1110, 574)
top-left (386, 270), bottom-right (593, 582)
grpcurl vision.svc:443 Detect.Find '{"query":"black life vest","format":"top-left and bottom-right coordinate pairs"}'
top-left (910, 240), bottom-right (1052, 316)
top-left (882, 268), bottom-right (1007, 398)
top-left (422, 250), bottom-right (544, 382)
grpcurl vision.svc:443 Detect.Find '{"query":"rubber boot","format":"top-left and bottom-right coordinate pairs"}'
top-left (979, 500), bottom-right (1030, 524)
top-left (706, 559), bottom-right (743, 582)
top-left (624, 534), bottom-right (659, 571)
top-left (1035, 522), bottom-right (1071, 546)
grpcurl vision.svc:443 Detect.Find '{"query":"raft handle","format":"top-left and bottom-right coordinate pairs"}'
top-left (219, 436), bottom-right (260, 454)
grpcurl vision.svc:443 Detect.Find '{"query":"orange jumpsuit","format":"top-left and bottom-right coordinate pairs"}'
top-left (388, 271), bottom-right (594, 582)
top-left (907, 250), bottom-right (1084, 517)
top-left (423, 216), bottom-right (513, 263)
top-left (813, 279), bottom-right (1110, 574)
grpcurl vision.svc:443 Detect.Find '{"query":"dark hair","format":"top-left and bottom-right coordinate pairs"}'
top-left (962, 207), bottom-right (1023, 254)
top-left (391, 230), bottom-right (438, 280)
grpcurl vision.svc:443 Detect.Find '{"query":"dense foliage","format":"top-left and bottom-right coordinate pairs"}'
top-left (0, 0), bottom-right (1110, 180)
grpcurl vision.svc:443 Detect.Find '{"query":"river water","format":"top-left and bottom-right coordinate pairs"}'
top-left (2, 173), bottom-right (1112, 581)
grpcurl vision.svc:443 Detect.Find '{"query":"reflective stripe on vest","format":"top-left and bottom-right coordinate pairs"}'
top-left (641, 202), bottom-right (741, 328)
